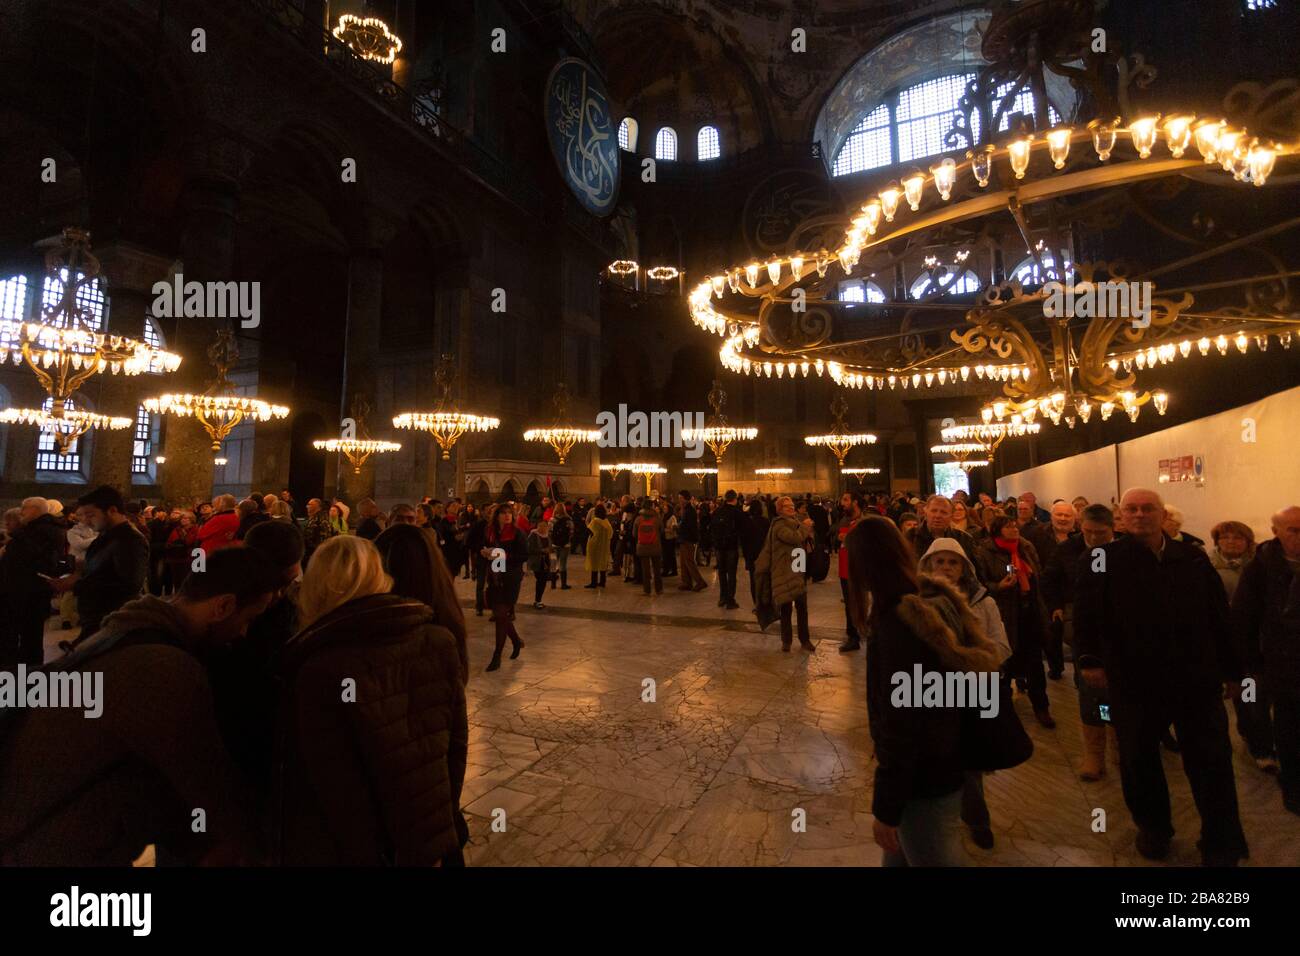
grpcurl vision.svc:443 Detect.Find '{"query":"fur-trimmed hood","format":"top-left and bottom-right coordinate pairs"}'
top-left (894, 573), bottom-right (1003, 672)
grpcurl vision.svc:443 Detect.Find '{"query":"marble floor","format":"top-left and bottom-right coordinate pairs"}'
top-left (455, 562), bottom-right (1300, 867)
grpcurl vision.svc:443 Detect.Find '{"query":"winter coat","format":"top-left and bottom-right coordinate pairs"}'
top-left (526, 531), bottom-right (555, 575)
top-left (0, 512), bottom-right (65, 598)
top-left (867, 577), bottom-right (1003, 827)
top-left (0, 596), bottom-right (257, 865)
top-left (740, 512), bottom-right (770, 567)
top-left (484, 529), bottom-right (527, 606)
top-left (1234, 538), bottom-right (1300, 684)
top-left (274, 593), bottom-right (468, 866)
top-left (755, 514), bottom-right (809, 607)
top-left (975, 536), bottom-right (1047, 654)
top-left (1209, 547), bottom-right (1249, 603)
top-left (197, 509), bottom-right (241, 554)
top-left (302, 512), bottom-right (337, 554)
top-left (916, 537), bottom-right (1011, 663)
top-left (584, 516), bottom-right (613, 572)
top-left (677, 503), bottom-right (700, 544)
top-left (550, 515), bottom-right (573, 548)
top-left (74, 520), bottom-right (149, 633)
top-left (67, 521), bottom-right (97, 565)
top-left (910, 523), bottom-right (985, 579)
top-left (1075, 534), bottom-right (1241, 702)
top-left (634, 512), bottom-right (663, 557)
top-left (1040, 532), bottom-right (1089, 613)
top-left (711, 502), bottom-right (741, 551)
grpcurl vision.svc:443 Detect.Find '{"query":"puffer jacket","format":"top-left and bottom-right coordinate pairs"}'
top-left (755, 514), bottom-right (809, 606)
top-left (274, 593), bottom-right (468, 866)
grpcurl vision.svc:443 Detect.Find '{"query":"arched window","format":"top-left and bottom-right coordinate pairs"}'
top-left (131, 404), bottom-right (159, 482)
top-left (838, 279), bottom-right (888, 306)
top-left (910, 268), bottom-right (981, 299)
top-left (0, 273), bottom-right (30, 350)
top-left (43, 267), bottom-right (106, 329)
top-left (831, 73), bottom-right (1063, 177)
top-left (697, 125), bottom-right (720, 161)
top-left (618, 117), bottom-right (638, 152)
top-left (654, 127), bottom-right (677, 161)
top-left (36, 396), bottom-right (86, 476)
top-left (832, 103), bottom-right (892, 176)
top-left (1011, 253), bottom-right (1073, 287)
top-left (143, 316), bottom-right (168, 373)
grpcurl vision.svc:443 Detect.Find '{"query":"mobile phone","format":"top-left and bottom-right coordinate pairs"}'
top-left (1098, 704), bottom-right (1111, 723)
top-left (1006, 563), bottom-right (1015, 575)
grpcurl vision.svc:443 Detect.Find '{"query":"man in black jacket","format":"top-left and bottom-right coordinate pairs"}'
top-left (676, 491), bottom-right (707, 591)
top-left (910, 495), bottom-right (984, 576)
top-left (1233, 505), bottom-right (1300, 815)
top-left (0, 497), bottom-right (66, 669)
top-left (49, 486), bottom-right (150, 644)
top-left (712, 490), bottom-right (742, 609)
top-left (1074, 488), bottom-right (1248, 866)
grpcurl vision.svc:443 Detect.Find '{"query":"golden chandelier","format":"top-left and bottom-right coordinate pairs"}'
top-left (804, 395), bottom-right (878, 467)
top-left (314, 396), bottom-right (401, 475)
top-left (145, 329), bottom-right (289, 452)
top-left (523, 383), bottom-right (600, 465)
top-left (683, 0), bottom-right (1300, 428)
top-left (0, 228), bottom-right (181, 454)
top-left (393, 354), bottom-right (499, 460)
top-left (680, 380), bottom-right (758, 464)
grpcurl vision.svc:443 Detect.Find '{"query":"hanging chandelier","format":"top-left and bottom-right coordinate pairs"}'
top-left (332, 14), bottom-right (402, 64)
top-left (939, 418), bottom-right (1041, 466)
top-left (680, 380), bottom-right (758, 464)
top-left (682, 0), bottom-right (1300, 425)
top-left (600, 461), bottom-right (666, 495)
top-left (145, 329), bottom-right (289, 452)
top-left (523, 383), bottom-right (600, 464)
top-left (931, 443), bottom-right (992, 471)
top-left (842, 467), bottom-right (882, 477)
top-left (0, 228), bottom-right (180, 454)
top-left (314, 396), bottom-right (401, 474)
top-left (393, 354), bottom-right (499, 460)
top-left (683, 466), bottom-right (718, 485)
top-left (804, 395), bottom-right (877, 466)
top-left (755, 467), bottom-right (793, 477)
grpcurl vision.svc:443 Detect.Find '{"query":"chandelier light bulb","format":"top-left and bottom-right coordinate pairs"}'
top-left (1046, 128), bottom-right (1072, 169)
top-left (1089, 119), bottom-right (1118, 161)
top-left (727, 271), bottom-right (741, 293)
top-left (790, 256), bottom-right (804, 280)
top-left (1193, 119), bottom-right (1224, 163)
top-left (879, 184), bottom-right (902, 221)
top-left (902, 171), bottom-right (925, 211)
top-left (711, 275), bottom-right (725, 297)
top-left (1162, 114), bottom-right (1194, 157)
top-left (745, 263), bottom-right (759, 288)
top-left (1007, 135), bottom-right (1034, 179)
top-left (1129, 115), bottom-right (1160, 158)
top-left (767, 259), bottom-right (782, 284)
top-left (1216, 128), bottom-right (1243, 170)
top-left (969, 146), bottom-right (993, 187)
top-left (861, 199), bottom-right (883, 235)
top-left (1247, 143), bottom-right (1277, 186)
top-left (931, 158), bottom-right (957, 200)
top-left (1153, 391), bottom-right (1169, 415)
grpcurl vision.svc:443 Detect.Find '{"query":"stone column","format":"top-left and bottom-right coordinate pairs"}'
top-left (338, 246), bottom-right (384, 504)
top-left (93, 243), bottom-right (174, 494)
top-left (163, 165), bottom-right (242, 507)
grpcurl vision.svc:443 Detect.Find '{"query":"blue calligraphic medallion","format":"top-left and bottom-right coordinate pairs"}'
top-left (544, 58), bottom-right (620, 217)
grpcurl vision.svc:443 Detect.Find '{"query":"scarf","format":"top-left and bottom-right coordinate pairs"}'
top-left (995, 536), bottom-right (1031, 593)
top-left (489, 521), bottom-right (518, 544)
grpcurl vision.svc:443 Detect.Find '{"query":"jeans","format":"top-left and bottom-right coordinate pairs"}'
top-left (533, 570), bottom-right (552, 603)
top-left (474, 556), bottom-right (488, 612)
top-left (556, 546), bottom-right (570, 586)
top-left (662, 539), bottom-right (677, 575)
top-left (1006, 596), bottom-right (1049, 711)
top-left (716, 548), bottom-right (739, 604)
top-left (780, 595), bottom-right (810, 647)
top-left (640, 556), bottom-right (663, 594)
top-left (881, 788), bottom-right (966, 867)
top-left (1074, 664), bottom-right (1110, 726)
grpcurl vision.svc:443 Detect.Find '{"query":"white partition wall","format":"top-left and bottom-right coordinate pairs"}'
top-left (998, 385), bottom-right (1300, 542)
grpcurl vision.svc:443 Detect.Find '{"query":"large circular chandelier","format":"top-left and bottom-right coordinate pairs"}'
top-left (0, 228), bottom-right (181, 454)
top-left (393, 355), bottom-right (499, 460)
top-left (332, 14), bottom-right (402, 64)
top-left (683, 0), bottom-right (1300, 427)
top-left (931, 443), bottom-right (992, 471)
top-left (313, 396), bottom-right (401, 475)
top-left (680, 380), bottom-right (758, 464)
top-left (145, 329), bottom-right (289, 452)
top-left (940, 417), bottom-right (1041, 468)
top-left (523, 383), bottom-right (600, 464)
top-left (804, 395), bottom-right (878, 466)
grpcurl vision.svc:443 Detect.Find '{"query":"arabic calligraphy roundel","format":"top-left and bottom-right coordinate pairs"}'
top-left (544, 58), bottom-right (621, 218)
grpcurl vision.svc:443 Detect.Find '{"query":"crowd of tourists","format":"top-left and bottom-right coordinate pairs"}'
top-left (0, 478), bottom-right (1295, 869)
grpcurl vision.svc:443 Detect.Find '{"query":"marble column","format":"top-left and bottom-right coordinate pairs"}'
top-left (338, 246), bottom-right (384, 504)
top-left (162, 168), bottom-right (242, 506)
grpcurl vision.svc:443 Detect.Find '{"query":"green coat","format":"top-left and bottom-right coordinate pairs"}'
top-left (755, 514), bottom-right (809, 606)
top-left (584, 517), bottom-right (613, 572)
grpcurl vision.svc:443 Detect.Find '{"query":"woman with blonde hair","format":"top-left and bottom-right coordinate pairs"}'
top-left (276, 534), bottom-right (468, 864)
